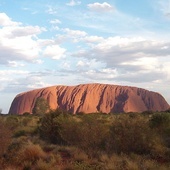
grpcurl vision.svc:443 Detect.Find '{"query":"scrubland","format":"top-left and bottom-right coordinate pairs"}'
top-left (0, 109), bottom-right (170, 170)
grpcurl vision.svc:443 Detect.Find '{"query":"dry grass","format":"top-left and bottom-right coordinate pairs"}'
top-left (15, 142), bottom-right (46, 167)
top-left (1, 112), bottom-right (170, 169)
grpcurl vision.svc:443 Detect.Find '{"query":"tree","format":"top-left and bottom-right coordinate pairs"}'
top-left (39, 109), bottom-right (67, 144)
top-left (32, 98), bottom-right (50, 115)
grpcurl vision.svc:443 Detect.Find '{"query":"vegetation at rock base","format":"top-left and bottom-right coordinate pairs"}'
top-left (0, 110), bottom-right (170, 169)
top-left (32, 98), bottom-right (50, 115)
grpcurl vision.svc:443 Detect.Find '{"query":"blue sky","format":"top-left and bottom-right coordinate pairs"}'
top-left (0, 0), bottom-right (170, 113)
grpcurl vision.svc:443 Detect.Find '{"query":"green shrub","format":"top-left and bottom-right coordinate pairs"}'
top-left (60, 114), bottom-right (109, 157)
top-left (5, 116), bottom-right (19, 130)
top-left (23, 112), bottom-right (31, 116)
top-left (108, 114), bottom-right (161, 155)
top-left (57, 116), bottom-right (82, 146)
top-left (32, 98), bottom-right (50, 115)
top-left (0, 120), bottom-right (12, 157)
top-left (14, 129), bottom-right (26, 137)
top-left (150, 112), bottom-right (170, 147)
top-left (38, 109), bottom-right (69, 144)
top-left (1, 112), bottom-right (170, 169)
top-left (150, 112), bottom-right (170, 129)
top-left (22, 117), bottom-right (32, 126)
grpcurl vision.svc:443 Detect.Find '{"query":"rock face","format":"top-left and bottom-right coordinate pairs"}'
top-left (8, 83), bottom-right (169, 115)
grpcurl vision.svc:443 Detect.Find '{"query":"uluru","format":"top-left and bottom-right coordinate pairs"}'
top-left (8, 83), bottom-right (169, 115)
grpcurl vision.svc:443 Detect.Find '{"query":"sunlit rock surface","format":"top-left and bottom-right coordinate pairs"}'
top-left (9, 83), bottom-right (170, 114)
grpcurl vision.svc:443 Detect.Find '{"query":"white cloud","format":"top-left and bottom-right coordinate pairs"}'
top-left (84, 68), bottom-right (118, 80)
top-left (84, 36), bottom-right (104, 43)
top-left (7, 61), bottom-right (25, 67)
top-left (0, 70), bottom-right (29, 93)
top-left (95, 36), bottom-right (145, 50)
top-left (76, 59), bottom-right (105, 71)
top-left (46, 6), bottom-right (57, 14)
top-left (21, 7), bottom-right (38, 15)
top-left (50, 19), bottom-right (61, 24)
top-left (121, 57), bottom-right (159, 71)
top-left (38, 39), bottom-right (55, 47)
top-left (43, 45), bottom-right (66, 59)
top-left (0, 13), bottom-right (47, 65)
top-left (0, 13), bottom-right (20, 26)
top-left (0, 33), bottom-right (41, 62)
top-left (157, 0), bottom-right (170, 18)
top-left (62, 62), bottom-right (70, 69)
top-left (61, 28), bottom-right (88, 43)
top-left (26, 76), bottom-right (51, 89)
top-left (0, 69), bottom-right (52, 94)
top-left (102, 68), bottom-right (118, 78)
top-left (73, 36), bottom-right (170, 85)
top-left (50, 19), bottom-right (61, 31)
top-left (33, 59), bottom-right (44, 64)
top-left (77, 60), bottom-right (88, 67)
top-left (64, 28), bottom-right (87, 37)
top-left (10, 25), bottom-right (44, 37)
top-left (87, 2), bottom-right (114, 12)
top-left (76, 60), bottom-right (91, 70)
top-left (66, 0), bottom-right (81, 6)
top-left (87, 37), bottom-right (170, 67)
top-left (0, 70), bottom-right (29, 77)
top-left (3, 76), bottom-right (50, 93)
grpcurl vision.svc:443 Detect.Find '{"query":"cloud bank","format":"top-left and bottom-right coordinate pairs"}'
top-left (0, 0), bottom-right (170, 113)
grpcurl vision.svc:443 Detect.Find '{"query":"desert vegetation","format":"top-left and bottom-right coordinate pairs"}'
top-left (0, 109), bottom-right (170, 169)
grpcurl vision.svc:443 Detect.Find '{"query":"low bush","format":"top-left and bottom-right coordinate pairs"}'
top-left (0, 120), bottom-right (12, 158)
top-left (108, 113), bottom-right (163, 155)
top-left (1, 111), bottom-right (170, 169)
top-left (15, 143), bottom-right (46, 166)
